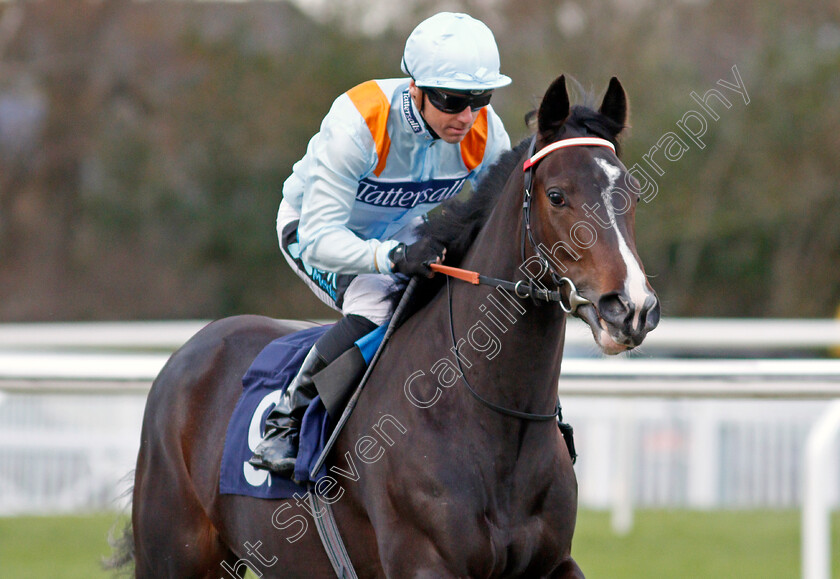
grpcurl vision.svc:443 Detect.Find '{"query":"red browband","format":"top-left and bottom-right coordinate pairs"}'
top-left (522, 137), bottom-right (616, 171)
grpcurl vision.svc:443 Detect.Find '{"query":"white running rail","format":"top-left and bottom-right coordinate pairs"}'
top-left (2, 318), bottom-right (840, 576)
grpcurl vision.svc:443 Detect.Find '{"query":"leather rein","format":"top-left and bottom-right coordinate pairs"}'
top-left (434, 134), bottom-right (618, 422)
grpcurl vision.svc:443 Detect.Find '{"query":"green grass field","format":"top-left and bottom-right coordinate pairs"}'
top-left (1, 509), bottom-right (837, 578)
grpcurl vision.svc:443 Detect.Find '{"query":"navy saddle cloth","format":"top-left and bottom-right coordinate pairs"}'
top-left (220, 323), bottom-right (385, 499)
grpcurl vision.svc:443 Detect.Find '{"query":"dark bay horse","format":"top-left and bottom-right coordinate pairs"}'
top-left (117, 74), bottom-right (659, 578)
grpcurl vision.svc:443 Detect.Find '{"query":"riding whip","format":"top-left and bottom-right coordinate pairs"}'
top-left (309, 277), bottom-right (419, 479)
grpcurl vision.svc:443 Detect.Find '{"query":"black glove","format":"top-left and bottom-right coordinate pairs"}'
top-left (389, 237), bottom-right (445, 278)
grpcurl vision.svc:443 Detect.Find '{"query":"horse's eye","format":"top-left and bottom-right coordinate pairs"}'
top-left (547, 189), bottom-right (567, 207)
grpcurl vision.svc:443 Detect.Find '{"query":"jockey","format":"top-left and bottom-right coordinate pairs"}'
top-left (250, 12), bottom-right (512, 475)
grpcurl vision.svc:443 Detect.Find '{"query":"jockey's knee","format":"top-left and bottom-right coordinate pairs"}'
top-left (341, 273), bottom-right (403, 326)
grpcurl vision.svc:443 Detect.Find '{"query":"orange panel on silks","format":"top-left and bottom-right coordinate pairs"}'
top-left (347, 81), bottom-right (489, 175)
top-left (346, 81), bottom-right (393, 177)
top-left (460, 108), bottom-right (488, 171)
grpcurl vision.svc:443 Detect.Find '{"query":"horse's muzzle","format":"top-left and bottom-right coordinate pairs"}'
top-left (597, 291), bottom-right (660, 348)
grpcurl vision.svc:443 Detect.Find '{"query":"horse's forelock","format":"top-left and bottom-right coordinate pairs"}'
top-left (562, 105), bottom-right (624, 156)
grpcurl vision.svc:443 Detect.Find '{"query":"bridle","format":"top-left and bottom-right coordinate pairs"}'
top-left (439, 133), bottom-right (619, 422)
top-left (520, 134), bottom-right (616, 313)
top-left (432, 134), bottom-right (618, 313)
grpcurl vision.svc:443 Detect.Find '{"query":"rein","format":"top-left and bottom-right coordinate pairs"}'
top-left (429, 263), bottom-right (591, 314)
top-left (432, 134), bottom-right (617, 422)
top-left (444, 275), bottom-right (560, 422)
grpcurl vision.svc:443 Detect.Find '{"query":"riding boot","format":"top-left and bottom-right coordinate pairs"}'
top-left (248, 314), bottom-right (379, 476)
top-left (248, 346), bottom-right (327, 475)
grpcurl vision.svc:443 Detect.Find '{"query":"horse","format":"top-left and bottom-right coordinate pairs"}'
top-left (111, 74), bottom-right (659, 578)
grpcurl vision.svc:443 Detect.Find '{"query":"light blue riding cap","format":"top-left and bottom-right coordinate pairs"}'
top-left (401, 12), bottom-right (512, 92)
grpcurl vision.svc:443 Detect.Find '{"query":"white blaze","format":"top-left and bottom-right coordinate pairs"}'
top-left (595, 158), bottom-right (651, 331)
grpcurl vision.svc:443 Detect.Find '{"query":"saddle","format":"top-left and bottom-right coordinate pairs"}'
top-left (219, 324), bottom-right (386, 499)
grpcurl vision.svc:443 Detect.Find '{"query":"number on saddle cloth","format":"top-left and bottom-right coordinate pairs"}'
top-left (219, 324), bottom-right (387, 497)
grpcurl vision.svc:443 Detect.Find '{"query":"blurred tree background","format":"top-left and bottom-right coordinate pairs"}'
top-left (0, 0), bottom-right (837, 322)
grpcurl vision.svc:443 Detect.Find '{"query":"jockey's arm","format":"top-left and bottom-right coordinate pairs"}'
top-left (295, 113), bottom-right (399, 276)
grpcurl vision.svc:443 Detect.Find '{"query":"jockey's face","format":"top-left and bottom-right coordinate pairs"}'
top-left (409, 81), bottom-right (481, 144)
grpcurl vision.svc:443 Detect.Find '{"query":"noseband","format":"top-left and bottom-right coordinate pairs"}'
top-left (520, 135), bottom-right (617, 314)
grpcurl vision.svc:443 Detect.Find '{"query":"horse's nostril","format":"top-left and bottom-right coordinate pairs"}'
top-left (645, 297), bottom-right (661, 331)
top-left (598, 292), bottom-right (659, 343)
top-left (598, 292), bottom-right (630, 324)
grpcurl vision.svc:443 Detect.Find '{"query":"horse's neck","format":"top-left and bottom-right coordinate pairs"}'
top-left (448, 175), bottom-right (568, 418)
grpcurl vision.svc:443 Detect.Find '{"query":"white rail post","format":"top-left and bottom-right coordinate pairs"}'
top-left (611, 400), bottom-right (635, 535)
top-left (802, 399), bottom-right (840, 579)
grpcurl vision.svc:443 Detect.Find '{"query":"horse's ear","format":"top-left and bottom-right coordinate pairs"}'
top-left (599, 77), bottom-right (627, 130)
top-left (538, 75), bottom-right (570, 135)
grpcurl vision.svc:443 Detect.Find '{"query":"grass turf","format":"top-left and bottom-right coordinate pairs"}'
top-left (572, 509), bottom-right (839, 578)
top-left (1, 509), bottom-right (837, 577)
top-left (0, 513), bottom-right (128, 578)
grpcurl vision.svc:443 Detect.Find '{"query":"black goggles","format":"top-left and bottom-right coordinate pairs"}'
top-left (420, 87), bottom-right (493, 114)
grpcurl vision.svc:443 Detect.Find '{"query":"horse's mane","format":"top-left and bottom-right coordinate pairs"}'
top-left (382, 137), bottom-right (529, 316)
top-left (389, 102), bottom-right (624, 318)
